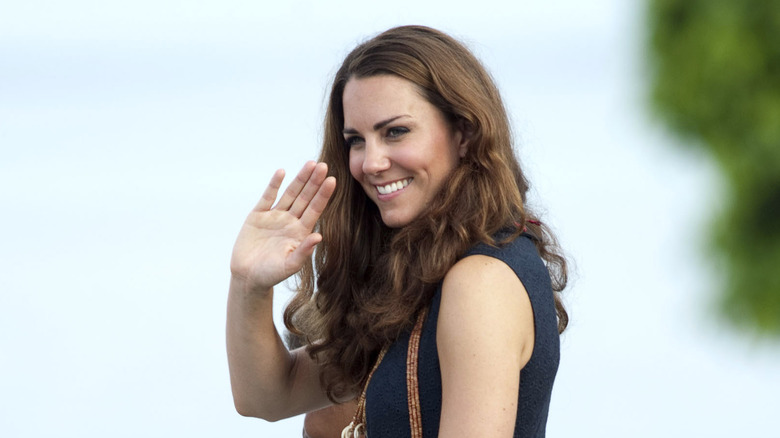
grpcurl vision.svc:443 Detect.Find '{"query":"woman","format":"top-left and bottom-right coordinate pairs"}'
top-left (227, 25), bottom-right (568, 437)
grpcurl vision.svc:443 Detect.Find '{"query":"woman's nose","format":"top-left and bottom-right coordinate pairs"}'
top-left (362, 141), bottom-right (391, 175)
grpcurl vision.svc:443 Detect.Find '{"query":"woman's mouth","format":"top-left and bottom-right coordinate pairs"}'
top-left (375, 178), bottom-right (412, 195)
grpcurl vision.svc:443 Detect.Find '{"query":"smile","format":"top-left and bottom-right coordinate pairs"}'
top-left (375, 178), bottom-right (412, 195)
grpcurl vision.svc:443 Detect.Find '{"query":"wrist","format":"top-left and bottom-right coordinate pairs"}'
top-left (229, 275), bottom-right (273, 299)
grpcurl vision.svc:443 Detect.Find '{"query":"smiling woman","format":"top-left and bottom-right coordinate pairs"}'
top-left (343, 75), bottom-right (467, 228)
top-left (226, 25), bottom-right (568, 438)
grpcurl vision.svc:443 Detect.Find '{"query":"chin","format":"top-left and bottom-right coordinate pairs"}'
top-left (379, 212), bottom-right (413, 229)
top-left (381, 218), bottom-right (407, 229)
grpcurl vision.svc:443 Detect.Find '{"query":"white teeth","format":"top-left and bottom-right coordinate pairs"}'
top-left (376, 178), bottom-right (411, 195)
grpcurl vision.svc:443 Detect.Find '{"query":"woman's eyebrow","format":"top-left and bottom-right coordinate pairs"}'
top-left (343, 115), bottom-right (411, 135)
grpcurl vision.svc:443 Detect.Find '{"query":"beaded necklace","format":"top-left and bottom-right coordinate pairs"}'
top-left (341, 308), bottom-right (428, 438)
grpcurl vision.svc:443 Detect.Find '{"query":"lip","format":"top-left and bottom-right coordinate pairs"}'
top-left (373, 177), bottom-right (412, 200)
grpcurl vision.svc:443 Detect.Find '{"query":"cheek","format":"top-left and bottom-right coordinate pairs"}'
top-left (348, 150), bottom-right (363, 181)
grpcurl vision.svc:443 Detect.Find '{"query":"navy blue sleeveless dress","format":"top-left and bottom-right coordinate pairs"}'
top-left (364, 233), bottom-right (560, 437)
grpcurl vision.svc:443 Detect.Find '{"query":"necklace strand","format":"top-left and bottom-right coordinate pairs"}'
top-left (341, 346), bottom-right (388, 438)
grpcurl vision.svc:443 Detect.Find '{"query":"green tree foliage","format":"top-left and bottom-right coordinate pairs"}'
top-left (648, 0), bottom-right (780, 335)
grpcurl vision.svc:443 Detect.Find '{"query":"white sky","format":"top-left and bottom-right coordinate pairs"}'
top-left (2, 1), bottom-right (779, 436)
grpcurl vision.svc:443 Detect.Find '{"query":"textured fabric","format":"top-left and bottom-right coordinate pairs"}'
top-left (365, 232), bottom-right (560, 437)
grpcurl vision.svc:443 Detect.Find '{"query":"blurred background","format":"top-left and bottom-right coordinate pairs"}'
top-left (2, 0), bottom-right (779, 436)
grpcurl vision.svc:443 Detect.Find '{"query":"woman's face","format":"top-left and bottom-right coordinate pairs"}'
top-left (343, 75), bottom-right (466, 228)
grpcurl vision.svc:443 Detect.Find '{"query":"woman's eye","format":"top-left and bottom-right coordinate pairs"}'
top-left (387, 127), bottom-right (409, 139)
top-left (345, 136), bottom-right (364, 148)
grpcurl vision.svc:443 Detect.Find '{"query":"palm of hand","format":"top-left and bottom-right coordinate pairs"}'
top-left (232, 209), bottom-right (313, 289)
top-left (230, 162), bottom-right (337, 292)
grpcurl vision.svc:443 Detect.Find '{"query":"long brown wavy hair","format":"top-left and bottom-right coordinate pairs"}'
top-left (283, 25), bottom-right (568, 401)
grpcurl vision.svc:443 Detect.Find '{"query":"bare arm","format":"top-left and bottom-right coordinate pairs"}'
top-left (437, 255), bottom-right (535, 437)
top-left (303, 399), bottom-right (358, 438)
top-left (226, 162), bottom-right (336, 421)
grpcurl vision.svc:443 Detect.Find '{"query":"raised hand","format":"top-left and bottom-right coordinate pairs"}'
top-left (230, 161), bottom-right (336, 293)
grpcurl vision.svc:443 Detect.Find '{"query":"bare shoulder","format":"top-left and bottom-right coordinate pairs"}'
top-left (438, 254), bottom-right (535, 371)
top-left (443, 253), bottom-right (521, 291)
top-left (436, 254), bottom-right (535, 435)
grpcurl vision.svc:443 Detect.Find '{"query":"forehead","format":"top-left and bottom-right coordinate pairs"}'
top-left (342, 75), bottom-right (431, 124)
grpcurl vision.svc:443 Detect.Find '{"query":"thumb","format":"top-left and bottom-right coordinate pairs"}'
top-left (288, 233), bottom-right (323, 267)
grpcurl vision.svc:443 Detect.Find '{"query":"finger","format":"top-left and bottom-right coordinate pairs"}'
top-left (288, 162), bottom-right (328, 218)
top-left (273, 161), bottom-right (317, 211)
top-left (288, 233), bottom-right (323, 267)
top-left (253, 169), bottom-right (285, 212)
top-left (300, 176), bottom-right (336, 230)
top-left (287, 232), bottom-right (324, 271)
